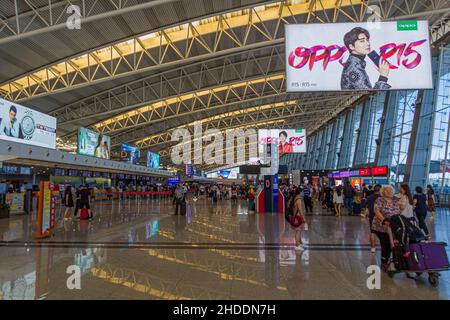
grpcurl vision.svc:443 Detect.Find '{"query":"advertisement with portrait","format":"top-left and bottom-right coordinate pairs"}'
top-left (0, 98), bottom-right (57, 149)
top-left (78, 127), bottom-right (111, 159)
top-left (147, 151), bottom-right (160, 169)
top-left (120, 144), bottom-right (140, 164)
top-left (286, 21), bottom-right (433, 92)
top-left (258, 129), bottom-right (306, 156)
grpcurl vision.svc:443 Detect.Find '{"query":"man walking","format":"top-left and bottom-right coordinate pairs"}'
top-left (174, 185), bottom-right (185, 215)
top-left (303, 184), bottom-right (313, 214)
top-left (343, 182), bottom-right (356, 215)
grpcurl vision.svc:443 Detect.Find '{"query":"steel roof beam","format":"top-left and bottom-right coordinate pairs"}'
top-left (53, 45), bottom-right (285, 127)
top-left (4, 0), bottom-right (447, 101)
top-left (111, 93), bottom-right (351, 148)
top-left (0, 0), bottom-right (181, 45)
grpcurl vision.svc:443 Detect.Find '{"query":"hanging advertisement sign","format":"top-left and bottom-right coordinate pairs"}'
top-left (186, 164), bottom-right (192, 177)
top-left (359, 168), bottom-right (371, 176)
top-left (258, 129), bottom-right (306, 155)
top-left (121, 144), bottom-right (140, 164)
top-left (312, 176), bottom-right (319, 187)
top-left (78, 127), bottom-right (111, 159)
top-left (372, 166), bottom-right (388, 175)
top-left (168, 176), bottom-right (180, 186)
top-left (0, 98), bottom-right (57, 149)
top-left (286, 21), bottom-right (433, 92)
top-left (147, 151), bottom-right (160, 169)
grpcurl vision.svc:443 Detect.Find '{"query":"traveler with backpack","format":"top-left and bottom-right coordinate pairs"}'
top-left (398, 184), bottom-right (414, 220)
top-left (373, 185), bottom-right (400, 271)
top-left (361, 185), bottom-right (374, 217)
top-left (324, 184), bottom-right (333, 212)
top-left (290, 187), bottom-right (307, 251)
top-left (282, 184), bottom-right (290, 208)
top-left (333, 186), bottom-right (344, 217)
top-left (353, 188), bottom-right (362, 216)
top-left (75, 185), bottom-right (92, 220)
top-left (302, 184), bottom-right (313, 213)
top-left (231, 185), bottom-right (238, 204)
top-left (413, 186), bottom-right (430, 240)
top-left (367, 184), bottom-right (382, 253)
top-left (248, 188), bottom-right (255, 212)
top-left (343, 182), bottom-right (356, 215)
top-left (63, 185), bottom-right (74, 221)
top-left (426, 185), bottom-right (436, 219)
top-left (174, 185), bottom-right (185, 215)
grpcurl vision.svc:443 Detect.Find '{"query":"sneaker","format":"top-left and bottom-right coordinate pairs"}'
top-left (370, 247), bottom-right (376, 253)
top-left (295, 244), bottom-right (306, 251)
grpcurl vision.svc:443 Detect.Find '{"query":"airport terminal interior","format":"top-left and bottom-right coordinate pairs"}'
top-left (1, 0), bottom-right (450, 300)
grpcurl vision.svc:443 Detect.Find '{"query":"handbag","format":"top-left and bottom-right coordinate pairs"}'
top-left (289, 212), bottom-right (304, 228)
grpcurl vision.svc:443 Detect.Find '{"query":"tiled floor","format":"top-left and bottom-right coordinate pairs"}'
top-left (0, 195), bottom-right (449, 300)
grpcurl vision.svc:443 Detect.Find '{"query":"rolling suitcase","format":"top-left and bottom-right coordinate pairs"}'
top-left (180, 201), bottom-right (186, 215)
top-left (403, 242), bottom-right (449, 271)
top-left (352, 203), bottom-right (361, 215)
top-left (80, 208), bottom-right (89, 220)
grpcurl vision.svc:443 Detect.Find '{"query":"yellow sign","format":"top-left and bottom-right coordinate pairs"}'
top-left (42, 182), bottom-right (51, 233)
top-left (5, 193), bottom-right (25, 214)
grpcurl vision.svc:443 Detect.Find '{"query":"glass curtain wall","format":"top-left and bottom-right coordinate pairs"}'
top-left (388, 90), bottom-right (418, 184)
top-left (429, 47), bottom-right (450, 191)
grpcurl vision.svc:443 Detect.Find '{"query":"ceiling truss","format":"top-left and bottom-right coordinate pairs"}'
top-left (2, 0), bottom-right (448, 102)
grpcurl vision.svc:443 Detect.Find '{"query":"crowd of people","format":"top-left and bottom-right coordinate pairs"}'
top-left (59, 179), bottom-right (438, 270)
top-left (277, 181), bottom-right (437, 270)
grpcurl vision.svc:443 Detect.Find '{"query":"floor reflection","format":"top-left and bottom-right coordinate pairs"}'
top-left (0, 198), bottom-right (449, 300)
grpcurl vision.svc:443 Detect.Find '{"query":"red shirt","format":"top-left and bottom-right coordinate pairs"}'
top-left (279, 142), bottom-right (293, 155)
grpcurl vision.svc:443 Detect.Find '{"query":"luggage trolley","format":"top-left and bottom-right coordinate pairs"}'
top-left (385, 222), bottom-right (450, 288)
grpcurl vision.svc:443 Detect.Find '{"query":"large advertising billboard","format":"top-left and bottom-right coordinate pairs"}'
top-left (78, 127), bottom-right (111, 159)
top-left (121, 144), bottom-right (140, 164)
top-left (286, 21), bottom-right (433, 92)
top-left (0, 98), bottom-right (56, 149)
top-left (258, 129), bottom-right (306, 155)
top-left (217, 170), bottom-right (230, 179)
top-left (147, 151), bottom-right (160, 169)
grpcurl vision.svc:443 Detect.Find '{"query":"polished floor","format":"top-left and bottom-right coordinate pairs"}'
top-left (0, 195), bottom-right (449, 300)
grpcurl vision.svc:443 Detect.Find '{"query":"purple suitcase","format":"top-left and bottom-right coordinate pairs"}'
top-left (403, 242), bottom-right (449, 271)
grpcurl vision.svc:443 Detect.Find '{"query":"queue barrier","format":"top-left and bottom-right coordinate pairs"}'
top-left (112, 191), bottom-right (173, 196)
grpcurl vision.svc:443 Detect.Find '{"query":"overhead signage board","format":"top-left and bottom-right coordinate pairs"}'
top-left (0, 98), bottom-right (57, 149)
top-left (78, 127), bottom-right (111, 159)
top-left (258, 129), bottom-right (306, 156)
top-left (121, 144), bottom-right (140, 165)
top-left (286, 21), bottom-right (433, 92)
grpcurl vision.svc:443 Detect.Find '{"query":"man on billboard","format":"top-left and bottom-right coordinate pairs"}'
top-left (0, 106), bottom-right (20, 138)
top-left (340, 27), bottom-right (391, 90)
top-left (278, 131), bottom-right (294, 155)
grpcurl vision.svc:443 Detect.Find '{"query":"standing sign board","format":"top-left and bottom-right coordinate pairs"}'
top-left (5, 193), bottom-right (25, 214)
top-left (34, 181), bottom-right (56, 239)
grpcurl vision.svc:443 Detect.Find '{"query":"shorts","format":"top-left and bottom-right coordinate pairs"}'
top-left (79, 202), bottom-right (90, 210)
top-left (369, 217), bottom-right (375, 234)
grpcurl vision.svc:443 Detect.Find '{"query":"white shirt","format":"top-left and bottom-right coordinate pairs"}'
top-left (333, 191), bottom-right (343, 203)
top-left (398, 194), bottom-right (414, 218)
